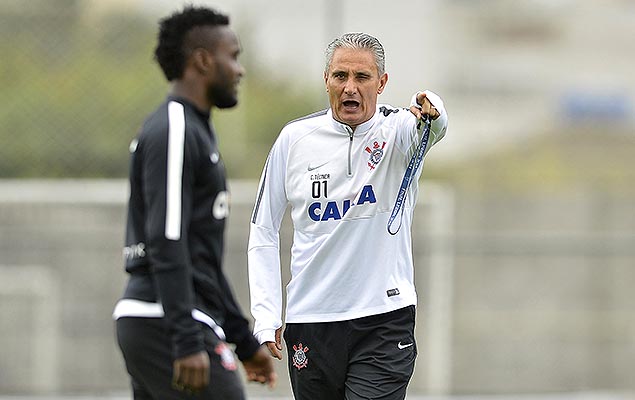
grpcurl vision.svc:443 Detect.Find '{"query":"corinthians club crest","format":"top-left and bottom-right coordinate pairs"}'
top-left (292, 343), bottom-right (309, 370)
top-left (365, 141), bottom-right (386, 170)
top-left (214, 342), bottom-right (237, 371)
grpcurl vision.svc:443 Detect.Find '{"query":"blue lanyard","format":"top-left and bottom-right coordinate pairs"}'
top-left (387, 117), bottom-right (431, 235)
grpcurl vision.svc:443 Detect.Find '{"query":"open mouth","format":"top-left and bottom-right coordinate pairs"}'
top-left (342, 100), bottom-right (360, 110)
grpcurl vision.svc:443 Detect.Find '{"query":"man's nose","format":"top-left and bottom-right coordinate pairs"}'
top-left (344, 78), bottom-right (357, 95)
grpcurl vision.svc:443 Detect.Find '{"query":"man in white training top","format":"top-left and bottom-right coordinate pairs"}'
top-left (248, 32), bottom-right (448, 400)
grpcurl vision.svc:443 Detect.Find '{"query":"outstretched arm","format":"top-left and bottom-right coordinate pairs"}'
top-left (408, 90), bottom-right (448, 147)
top-left (409, 91), bottom-right (441, 121)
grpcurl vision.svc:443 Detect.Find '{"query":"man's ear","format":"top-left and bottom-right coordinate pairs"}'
top-left (191, 48), bottom-right (213, 74)
top-left (377, 72), bottom-right (388, 94)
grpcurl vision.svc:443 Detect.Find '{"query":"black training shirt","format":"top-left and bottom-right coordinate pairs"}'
top-left (121, 96), bottom-right (259, 360)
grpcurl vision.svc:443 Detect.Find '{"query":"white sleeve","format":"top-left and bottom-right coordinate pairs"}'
top-left (247, 132), bottom-right (289, 344)
top-left (410, 90), bottom-right (448, 146)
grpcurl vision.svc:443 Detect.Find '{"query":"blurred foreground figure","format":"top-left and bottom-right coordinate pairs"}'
top-left (248, 32), bottom-right (448, 400)
top-left (113, 6), bottom-right (276, 399)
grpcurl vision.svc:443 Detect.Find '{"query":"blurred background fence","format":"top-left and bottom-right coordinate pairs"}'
top-left (1, 0), bottom-right (634, 398)
top-left (0, 179), bottom-right (633, 398)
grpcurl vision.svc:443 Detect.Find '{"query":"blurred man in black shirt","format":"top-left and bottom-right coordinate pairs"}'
top-left (113, 6), bottom-right (276, 399)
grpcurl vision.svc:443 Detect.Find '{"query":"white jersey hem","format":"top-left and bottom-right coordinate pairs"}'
top-left (285, 300), bottom-right (417, 324)
top-left (112, 298), bottom-right (226, 340)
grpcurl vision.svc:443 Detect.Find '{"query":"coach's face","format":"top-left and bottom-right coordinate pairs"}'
top-left (206, 26), bottom-right (244, 108)
top-left (325, 48), bottom-right (387, 130)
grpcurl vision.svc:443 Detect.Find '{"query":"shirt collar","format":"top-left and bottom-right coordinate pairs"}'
top-left (327, 107), bottom-right (379, 135)
top-left (167, 95), bottom-right (211, 121)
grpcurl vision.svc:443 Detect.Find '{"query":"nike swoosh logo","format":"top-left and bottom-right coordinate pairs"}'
top-left (397, 342), bottom-right (414, 350)
top-left (307, 161), bottom-right (329, 171)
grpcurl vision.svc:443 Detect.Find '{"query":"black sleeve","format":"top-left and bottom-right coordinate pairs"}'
top-left (217, 272), bottom-right (261, 361)
top-left (141, 119), bottom-right (203, 360)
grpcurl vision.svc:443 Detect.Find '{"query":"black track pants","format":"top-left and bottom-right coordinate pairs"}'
top-left (116, 317), bottom-right (245, 400)
top-left (284, 306), bottom-right (417, 400)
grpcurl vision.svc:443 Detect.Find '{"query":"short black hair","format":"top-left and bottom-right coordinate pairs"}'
top-left (154, 6), bottom-right (229, 81)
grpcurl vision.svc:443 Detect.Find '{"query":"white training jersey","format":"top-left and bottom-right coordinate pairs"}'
top-left (248, 91), bottom-right (448, 344)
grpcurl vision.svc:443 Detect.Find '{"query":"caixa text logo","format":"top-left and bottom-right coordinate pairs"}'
top-left (308, 185), bottom-right (376, 221)
top-left (123, 242), bottom-right (146, 261)
top-left (212, 191), bottom-right (230, 220)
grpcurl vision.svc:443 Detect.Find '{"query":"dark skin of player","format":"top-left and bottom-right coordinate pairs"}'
top-left (169, 24), bottom-right (276, 393)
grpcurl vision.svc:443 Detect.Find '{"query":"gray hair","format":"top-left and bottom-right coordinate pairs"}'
top-left (324, 32), bottom-right (386, 76)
